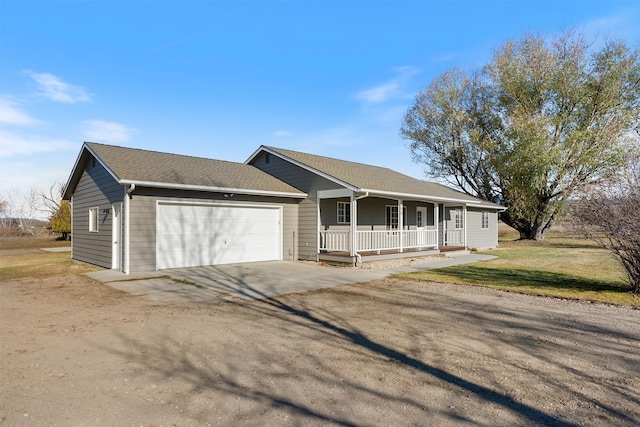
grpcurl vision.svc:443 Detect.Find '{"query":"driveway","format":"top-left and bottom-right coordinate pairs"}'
top-left (86, 254), bottom-right (496, 301)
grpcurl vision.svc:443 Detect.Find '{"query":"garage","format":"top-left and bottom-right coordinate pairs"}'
top-left (156, 202), bottom-right (281, 269)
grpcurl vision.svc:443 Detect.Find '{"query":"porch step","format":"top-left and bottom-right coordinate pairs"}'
top-left (442, 249), bottom-right (470, 257)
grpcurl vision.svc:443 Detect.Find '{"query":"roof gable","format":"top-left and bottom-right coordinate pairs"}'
top-left (248, 145), bottom-right (503, 208)
top-left (63, 143), bottom-right (306, 199)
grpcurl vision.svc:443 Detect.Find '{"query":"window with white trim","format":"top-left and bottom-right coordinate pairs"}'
top-left (337, 201), bottom-right (350, 223)
top-left (385, 205), bottom-right (407, 230)
top-left (89, 207), bottom-right (99, 232)
top-left (416, 210), bottom-right (424, 228)
top-left (454, 208), bottom-right (463, 229)
top-left (482, 211), bottom-right (489, 229)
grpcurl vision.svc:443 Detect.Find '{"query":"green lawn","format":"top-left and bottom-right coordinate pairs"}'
top-left (395, 237), bottom-right (639, 306)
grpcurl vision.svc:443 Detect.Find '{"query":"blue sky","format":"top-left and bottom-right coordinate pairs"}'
top-left (2, 0), bottom-right (639, 200)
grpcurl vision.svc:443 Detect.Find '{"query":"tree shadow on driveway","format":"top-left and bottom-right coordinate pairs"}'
top-left (95, 267), bottom-right (639, 426)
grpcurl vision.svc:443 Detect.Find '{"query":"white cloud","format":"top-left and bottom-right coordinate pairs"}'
top-left (26, 71), bottom-right (93, 103)
top-left (83, 120), bottom-right (136, 143)
top-left (273, 130), bottom-right (292, 137)
top-left (0, 129), bottom-right (75, 158)
top-left (0, 97), bottom-right (41, 126)
top-left (357, 81), bottom-right (400, 103)
top-left (355, 66), bottom-right (421, 104)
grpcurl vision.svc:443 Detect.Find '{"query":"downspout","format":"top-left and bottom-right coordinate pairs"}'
top-left (124, 184), bottom-right (135, 274)
top-left (353, 192), bottom-right (368, 266)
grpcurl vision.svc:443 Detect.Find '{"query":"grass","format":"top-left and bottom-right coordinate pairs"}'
top-left (0, 237), bottom-right (96, 280)
top-left (0, 251), bottom-right (96, 280)
top-left (396, 236), bottom-right (639, 307)
top-left (0, 236), bottom-right (71, 250)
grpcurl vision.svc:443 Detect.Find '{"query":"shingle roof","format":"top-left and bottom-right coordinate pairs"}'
top-left (262, 146), bottom-right (502, 208)
top-left (83, 142), bottom-right (305, 196)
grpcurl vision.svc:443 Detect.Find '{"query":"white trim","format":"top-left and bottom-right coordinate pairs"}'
top-left (112, 202), bottom-right (122, 270)
top-left (70, 196), bottom-right (74, 259)
top-left (350, 194), bottom-right (357, 257)
top-left (317, 194), bottom-right (321, 260)
top-left (434, 203), bottom-right (439, 250)
top-left (385, 204), bottom-right (407, 230)
top-left (121, 179), bottom-right (306, 199)
top-left (124, 187), bottom-right (131, 274)
top-left (83, 143), bottom-right (122, 184)
top-left (481, 211), bottom-right (490, 229)
top-left (463, 205), bottom-right (468, 248)
top-left (363, 188), bottom-right (484, 206)
top-left (63, 142), bottom-right (120, 199)
top-left (337, 201), bottom-right (350, 224)
top-left (398, 199), bottom-right (404, 252)
top-left (245, 146), bottom-right (359, 192)
top-left (454, 207), bottom-right (464, 229)
top-left (416, 206), bottom-right (427, 229)
top-left (89, 207), bottom-right (99, 232)
top-left (246, 147), bottom-right (503, 208)
top-left (155, 199), bottom-right (284, 270)
top-left (317, 188), bottom-right (353, 199)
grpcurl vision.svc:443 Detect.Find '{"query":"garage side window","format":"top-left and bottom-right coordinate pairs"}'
top-left (337, 201), bottom-right (350, 223)
top-left (89, 207), bottom-right (99, 232)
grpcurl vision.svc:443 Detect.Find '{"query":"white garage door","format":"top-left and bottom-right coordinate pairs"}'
top-left (157, 202), bottom-right (281, 269)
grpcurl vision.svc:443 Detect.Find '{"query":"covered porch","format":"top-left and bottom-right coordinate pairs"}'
top-left (317, 188), bottom-right (468, 265)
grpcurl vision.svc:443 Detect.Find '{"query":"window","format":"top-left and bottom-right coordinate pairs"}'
top-left (454, 208), bottom-right (463, 229)
top-left (89, 207), bottom-right (99, 232)
top-left (385, 205), bottom-right (407, 230)
top-left (482, 211), bottom-right (489, 229)
top-left (337, 201), bottom-right (350, 223)
top-left (417, 210), bottom-right (423, 228)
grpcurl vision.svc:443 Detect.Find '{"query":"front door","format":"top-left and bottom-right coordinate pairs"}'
top-left (112, 203), bottom-right (122, 270)
top-left (416, 206), bottom-right (427, 245)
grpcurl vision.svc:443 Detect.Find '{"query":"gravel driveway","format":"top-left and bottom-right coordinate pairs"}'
top-left (1, 270), bottom-right (638, 426)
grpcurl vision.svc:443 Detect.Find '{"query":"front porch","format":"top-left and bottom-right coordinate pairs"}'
top-left (317, 188), bottom-right (469, 265)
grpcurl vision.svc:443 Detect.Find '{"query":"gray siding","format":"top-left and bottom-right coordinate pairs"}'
top-left (128, 187), bottom-right (299, 272)
top-left (466, 208), bottom-right (498, 249)
top-left (71, 157), bottom-right (124, 268)
top-left (251, 152), bottom-right (342, 261)
top-left (320, 198), bottom-right (436, 231)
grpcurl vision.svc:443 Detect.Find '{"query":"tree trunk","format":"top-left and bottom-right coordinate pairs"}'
top-left (502, 213), bottom-right (552, 241)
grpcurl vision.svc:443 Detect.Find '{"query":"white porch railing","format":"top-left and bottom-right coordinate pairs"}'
top-left (319, 230), bottom-right (350, 251)
top-left (319, 230), bottom-right (438, 252)
top-left (444, 229), bottom-right (464, 246)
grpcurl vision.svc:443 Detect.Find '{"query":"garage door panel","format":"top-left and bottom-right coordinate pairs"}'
top-left (157, 203), bottom-right (281, 269)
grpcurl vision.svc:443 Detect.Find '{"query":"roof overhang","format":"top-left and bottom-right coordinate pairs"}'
top-left (121, 179), bottom-right (307, 198)
top-left (248, 145), bottom-right (505, 209)
top-left (360, 188), bottom-right (486, 206)
top-left (63, 143), bottom-right (307, 200)
top-left (62, 142), bottom-right (120, 200)
top-left (318, 188), bottom-right (505, 209)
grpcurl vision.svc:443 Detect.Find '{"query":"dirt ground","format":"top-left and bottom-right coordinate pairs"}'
top-left (1, 250), bottom-right (639, 426)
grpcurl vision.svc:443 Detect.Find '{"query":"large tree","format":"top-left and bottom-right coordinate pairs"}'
top-left (401, 32), bottom-right (640, 240)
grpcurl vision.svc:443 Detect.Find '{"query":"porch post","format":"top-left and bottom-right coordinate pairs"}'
top-left (442, 204), bottom-right (447, 247)
top-left (398, 199), bottom-right (404, 252)
top-left (463, 204), bottom-right (468, 248)
top-left (434, 202), bottom-right (439, 250)
top-left (350, 194), bottom-right (358, 257)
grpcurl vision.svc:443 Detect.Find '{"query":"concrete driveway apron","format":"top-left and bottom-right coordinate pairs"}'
top-left (86, 255), bottom-right (496, 301)
top-left (164, 261), bottom-right (386, 300)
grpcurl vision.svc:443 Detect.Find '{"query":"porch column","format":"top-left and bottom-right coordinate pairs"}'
top-left (463, 205), bottom-right (468, 248)
top-left (398, 199), bottom-right (404, 252)
top-left (434, 202), bottom-right (439, 250)
top-left (442, 204), bottom-right (448, 246)
top-left (350, 194), bottom-right (358, 257)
